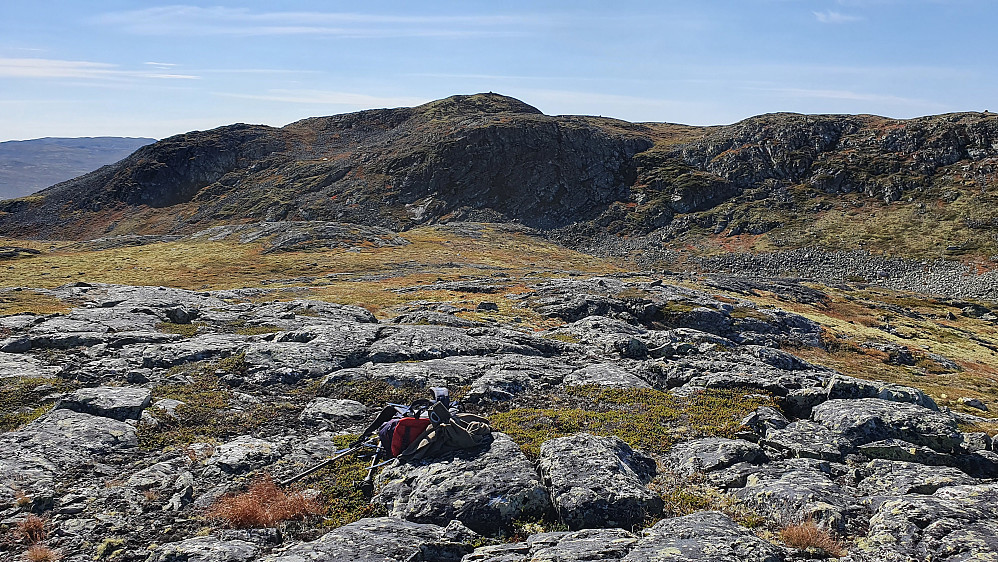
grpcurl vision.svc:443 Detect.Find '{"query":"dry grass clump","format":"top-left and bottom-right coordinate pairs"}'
top-left (206, 475), bottom-right (324, 528)
top-left (780, 520), bottom-right (844, 557)
top-left (15, 515), bottom-right (46, 544)
top-left (24, 545), bottom-right (59, 562)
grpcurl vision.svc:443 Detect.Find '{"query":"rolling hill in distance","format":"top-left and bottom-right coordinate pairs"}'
top-left (0, 136), bottom-right (155, 200)
top-left (1, 93), bottom-right (996, 266)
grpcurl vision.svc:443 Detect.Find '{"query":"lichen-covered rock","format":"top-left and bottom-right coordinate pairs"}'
top-left (375, 433), bottom-right (550, 535)
top-left (857, 439), bottom-right (953, 466)
top-left (298, 398), bottom-right (368, 428)
top-left (859, 483), bottom-right (998, 561)
top-left (260, 517), bottom-right (478, 562)
top-left (146, 536), bottom-right (259, 562)
top-left (825, 375), bottom-right (938, 410)
top-left (731, 465), bottom-right (854, 529)
top-left (812, 398), bottom-right (962, 453)
top-left (669, 437), bottom-right (764, 475)
top-left (563, 362), bottom-right (651, 388)
top-left (463, 528), bottom-right (639, 562)
top-left (762, 420), bottom-right (853, 461)
top-left (622, 511), bottom-right (786, 562)
top-left (538, 433), bottom-right (661, 530)
top-left (206, 436), bottom-right (279, 474)
top-left (858, 459), bottom-right (979, 496)
top-left (56, 386), bottom-right (152, 420)
top-left (738, 406), bottom-right (789, 440)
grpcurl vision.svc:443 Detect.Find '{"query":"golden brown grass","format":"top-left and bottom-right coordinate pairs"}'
top-left (0, 290), bottom-right (71, 316)
top-left (24, 545), bottom-right (59, 562)
top-left (780, 520), bottom-right (844, 556)
top-left (15, 515), bottom-right (46, 544)
top-left (206, 475), bottom-right (324, 528)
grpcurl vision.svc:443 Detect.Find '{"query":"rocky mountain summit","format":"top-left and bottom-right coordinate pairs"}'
top-left (1, 277), bottom-right (996, 561)
top-left (1, 94), bottom-right (996, 263)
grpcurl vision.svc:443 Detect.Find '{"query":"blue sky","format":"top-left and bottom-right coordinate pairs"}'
top-left (1, 1), bottom-right (995, 141)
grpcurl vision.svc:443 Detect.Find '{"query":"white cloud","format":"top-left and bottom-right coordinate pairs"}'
top-left (0, 57), bottom-right (199, 80)
top-left (214, 89), bottom-right (429, 108)
top-left (752, 86), bottom-right (944, 109)
top-left (813, 10), bottom-right (864, 23)
top-left (93, 6), bottom-right (536, 38)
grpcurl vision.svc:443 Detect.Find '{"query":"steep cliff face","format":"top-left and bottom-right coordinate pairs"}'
top-left (1, 94), bottom-right (996, 260)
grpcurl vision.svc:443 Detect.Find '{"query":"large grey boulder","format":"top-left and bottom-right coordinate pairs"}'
top-left (669, 437), bottom-right (764, 475)
top-left (364, 325), bottom-right (541, 364)
top-left (761, 420), bottom-right (853, 461)
top-left (730, 464), bottom-right (854, 529)
top-left (563, 362), bottom-right (651, 389)
top-left (858, 459), bottom-right (979, 496)
top-left (299, 398), bottom-right (368, 428)
top-left (812, 398), bottom-right (962, 453)
top-left (825, 375), bottom-right (938, 410)
top-left (56, 386), bottom-right (152, 420)
top-left (260, 517), bottom-right (478, 562)
top-left (463, 528), bottom-right (639, 562)
top-left (538, 433), bottom-right (661, 530)
top-left (622, 512), bottom-right (785, 562)
top-left (375, 433), bottom-right (550, 536)
top-left (206, 436), bottom-right (279, 474)
top-left (245, 323), bottom-right (381, 384)
top-left (858, 483), bottom-right (998, 561)
top-left (146, 536), bottom-right (259, 562)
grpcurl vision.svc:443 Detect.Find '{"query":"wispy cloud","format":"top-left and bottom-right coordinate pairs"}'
top-left (214, 89), bottom-right (429, 107)
top-left (752, 86), bottom-right (943, 108)
top-left (94, 6), bottom-right (536, 38)
top-left (813, 10), bottom-right (864, 23)
top-left (0, 57), bottom-right (199, 80)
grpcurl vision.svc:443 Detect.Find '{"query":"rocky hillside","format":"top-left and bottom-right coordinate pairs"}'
top-left (0, 137), bottom-right (155, 200)
top-left (1, 94), bottom-right (995, 262)
top-left (2, 277), bottom-right (997, 561)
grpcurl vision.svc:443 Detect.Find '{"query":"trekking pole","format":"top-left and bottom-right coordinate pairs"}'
top-left (355, 441), bottom-right (384, 496)
top-left (281, 444), bottom-right (363, 487)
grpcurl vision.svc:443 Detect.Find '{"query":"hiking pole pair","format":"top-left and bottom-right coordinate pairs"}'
top-left (280, 437), bottom-right (380, 487)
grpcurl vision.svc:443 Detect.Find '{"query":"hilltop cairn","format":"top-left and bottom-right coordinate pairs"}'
top-left (1, 278), bottom-right (996, 561)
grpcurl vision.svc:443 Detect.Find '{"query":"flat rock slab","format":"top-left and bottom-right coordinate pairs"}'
top-left (260, 517), bottom-right (477, 562)
top-left (563, 363), bottom-right (651, 389)
top-left (622, 511), bottom-right (786, 562)
top-left (375, 433), bottom-right (550, 536)
top-left (812, 398), bottom-right (962, 453)
top-left (207, 436), bottom-right (279, 474)
top-left (860, 483), bottom-right (998, 562)
top-left (857, 439), bottom-right (953, 466)
top-left (56, 386), bottom-right (152, 420)
top-left (299, 398), bottom-right (368, 428)
top-left (146, 536), bottom-right (259, 562)
top-left (669, 437), bottom-right (764, 475)
top-left (762, 420), bottom-right (852, 461)
top-left (538, 433), bottom-right (661, 530)
top-left (464, 528), bottom-right (639, 562)
top-left (859, 459), bottom-right (979, 496)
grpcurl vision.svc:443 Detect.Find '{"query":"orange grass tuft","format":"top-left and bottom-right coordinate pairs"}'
top-left (24, 545), bottom-right (59, 562)
top-left (206, 475), bottom-right (324, 528)
top-left (15, 515), bottom-right (46, 545)
top-left (780, 520), bottom-right (845, 556)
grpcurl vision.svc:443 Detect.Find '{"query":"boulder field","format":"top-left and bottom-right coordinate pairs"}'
top-left (0, 278), bottom-right (996, 561)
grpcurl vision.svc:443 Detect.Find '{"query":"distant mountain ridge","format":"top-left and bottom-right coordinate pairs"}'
top-left (0, 94), bottom-right (995, 262)
top-left (0, 137), bottom-right (155, 200)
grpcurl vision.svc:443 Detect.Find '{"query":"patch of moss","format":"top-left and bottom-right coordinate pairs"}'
top-left (138, 354), bottom-right (297, 449)
top-left (0, 289), bottom-right (71, 316)
top-left (491, 386), bottom-right (773, 458)
top-left (308, 434), bottom-right (388, 528)
top-left (156, 322), bottom-right (200, 337)
top-left (542, 333), bottom-right (581, 344)
top-left (0, 376), bottom-right (79, 432)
